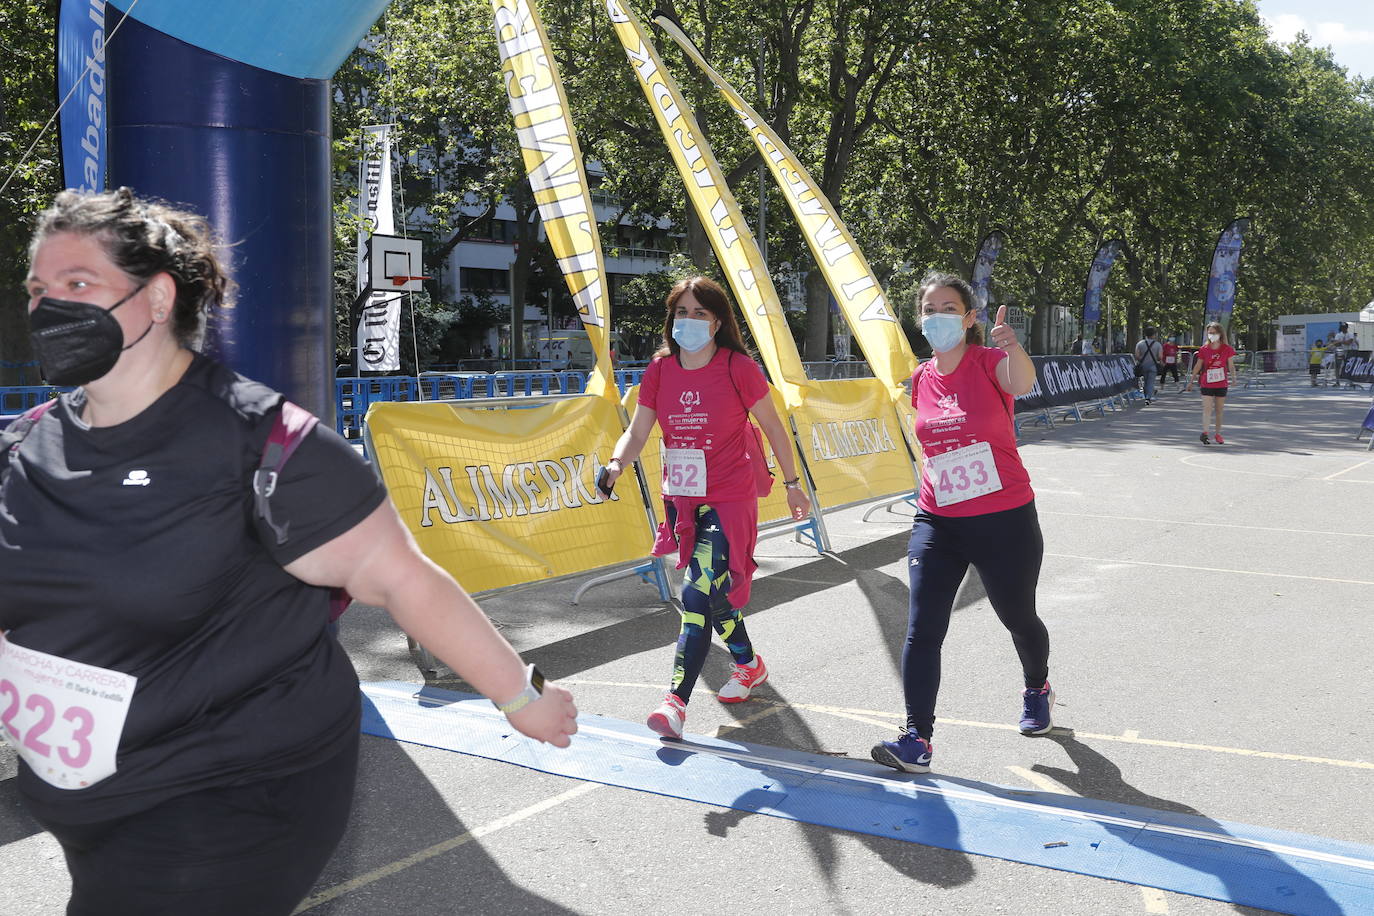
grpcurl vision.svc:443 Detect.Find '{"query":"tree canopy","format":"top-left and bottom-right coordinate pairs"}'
top-left (3, 0), bottom-right (1372, 379)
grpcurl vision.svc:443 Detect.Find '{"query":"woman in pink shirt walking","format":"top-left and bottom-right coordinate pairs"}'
top-left (603, 277), bottom-right (810, 738)
top-left (1184, 321), bottom-right (1237, 444)
top-left (872, 272), bottom-right (1053, 774)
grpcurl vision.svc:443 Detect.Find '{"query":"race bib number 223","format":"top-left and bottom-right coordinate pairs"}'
top-left (0, 632), bottom-right (136, 789)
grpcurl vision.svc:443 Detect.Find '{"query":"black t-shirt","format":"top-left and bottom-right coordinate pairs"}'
top-left (0, 354), bottom-right (386, 824)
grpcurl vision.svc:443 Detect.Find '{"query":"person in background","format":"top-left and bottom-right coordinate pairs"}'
top-left (1332, 322), bottom-right (1356, 380)
top-left (1134, 327), bottom-right (1164, 404)
top-left (870, 272), bottom-right (1054, 776)
top-left (1186, 320), bottom-right (1237, 444)
top-left (1309, 339), bottom-right (1327, 386)
top-left (1160, 335), bottom-right (1181, 387)
top-left (603, 276), bottom-right (811, 740)
top-left (2, 189), bottom-right (578, 916)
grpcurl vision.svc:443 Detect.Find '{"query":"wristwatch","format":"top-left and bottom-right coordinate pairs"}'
top-left (494, 663), bottom-right (546, 715)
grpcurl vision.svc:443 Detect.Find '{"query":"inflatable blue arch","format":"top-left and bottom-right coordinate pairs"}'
top-left (93, 0), bottom-right (394, 417)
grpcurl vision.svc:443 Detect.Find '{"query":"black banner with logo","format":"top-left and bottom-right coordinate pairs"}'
top-left (1015, 354), bottom-right (1137, 413)
top-left (1338, 351), bottom-right (1373, 384)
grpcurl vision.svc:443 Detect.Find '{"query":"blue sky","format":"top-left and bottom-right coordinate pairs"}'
top-left (1254, 0), bottom-right (1374, 79)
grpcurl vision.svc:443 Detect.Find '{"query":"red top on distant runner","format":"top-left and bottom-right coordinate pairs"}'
top-left (1195, 343), bottom-right (1236, 389)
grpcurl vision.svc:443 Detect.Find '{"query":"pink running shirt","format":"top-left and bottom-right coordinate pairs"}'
top-left (1195, 343), bottom-right (1236, 388)
top-left (912, 345), bottom-right (1033, 517)
top-left (638, 348), bottom-right (770, 503)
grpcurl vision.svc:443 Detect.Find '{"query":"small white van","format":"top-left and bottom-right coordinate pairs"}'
top-left (533, 329), bottom-right (623, 370)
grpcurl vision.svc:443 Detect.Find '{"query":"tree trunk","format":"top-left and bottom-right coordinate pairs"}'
top-left (804, 271), bottom-right (830, 361)
top-left (0, 303), bottom-right (33, 386)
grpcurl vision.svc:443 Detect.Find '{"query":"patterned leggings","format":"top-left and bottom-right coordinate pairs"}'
top-left (669, 505), bottom-right (755, 703)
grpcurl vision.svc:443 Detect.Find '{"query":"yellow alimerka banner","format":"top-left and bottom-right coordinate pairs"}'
top-left (604, 0), bottom-right (809, 407)
top-left (622, 384), bottom-right (797, 527)
top-left (492, 0), bottom-right (615, 400)
top-left (366, 397), bottom-right (654, 594)
top-left (789, 378), bottom-right (918, 509)
top-left (656, 16), bottom-right (918, 402)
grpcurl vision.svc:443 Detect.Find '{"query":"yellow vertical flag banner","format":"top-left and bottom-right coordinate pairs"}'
top-left (491, 0), bottom-right (615, 400)
top-left (655, 17), bottom-right (918, 402)
top-left (603, 0), bottom-right (809, 407)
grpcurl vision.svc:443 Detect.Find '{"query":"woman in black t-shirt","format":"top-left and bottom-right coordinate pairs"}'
top-left (1, 189), bottom-right (578, 916)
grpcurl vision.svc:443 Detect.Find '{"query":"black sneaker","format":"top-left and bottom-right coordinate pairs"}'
top-left (1199, 432), bottom-right (1210, 444)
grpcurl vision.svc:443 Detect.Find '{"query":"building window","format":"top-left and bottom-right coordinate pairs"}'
top-left (462, 267), bottom-right (509, 294)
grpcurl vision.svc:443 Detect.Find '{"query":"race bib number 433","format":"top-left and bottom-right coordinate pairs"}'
top-left (0, 632), bottom-right (136, 789)
top-left (924, 440), bottom-right (1003, 507)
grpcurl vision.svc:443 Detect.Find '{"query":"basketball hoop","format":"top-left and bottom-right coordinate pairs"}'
top-left (391, 275), bottom-right (431, 287)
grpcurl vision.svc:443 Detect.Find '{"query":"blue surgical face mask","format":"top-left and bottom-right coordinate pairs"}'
top-left (672, 317), bottom-right (714, 353)
top-left (921, 312), bottom-right (966, 353)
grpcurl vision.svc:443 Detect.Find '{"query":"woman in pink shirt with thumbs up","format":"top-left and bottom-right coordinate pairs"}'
top-left (871, 272), bottom-right (1055, 775)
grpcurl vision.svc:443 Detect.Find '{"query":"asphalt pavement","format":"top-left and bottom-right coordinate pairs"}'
top-left (3, 371), bottom-right (1372, 915)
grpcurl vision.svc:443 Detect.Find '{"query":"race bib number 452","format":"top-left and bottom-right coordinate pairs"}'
top-left (0, 632), bottom-right (136, 789)
top-left (924, 440), bottom-right (1003, 507)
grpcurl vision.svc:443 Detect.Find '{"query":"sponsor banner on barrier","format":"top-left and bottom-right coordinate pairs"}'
top-left (604, 1), bottom-right (810, 405)
top-left (366, 397), bottom-right (654, 594)
top-left (1016, 355), bottom-right (1136, 413)
top-left (622, 385), bottom-right (796, 526)
top-left (790, 379), bottom-right (918, 509)
top-left (1339, 351), bottom-right (1373, 384)
top-left (491, 0), bottom-right (615, 400)
top-left (655, 17), bottom-right (917, 399)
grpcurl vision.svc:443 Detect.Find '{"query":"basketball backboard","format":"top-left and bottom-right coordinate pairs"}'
top-left (367, 233), bottom-right (427, 292)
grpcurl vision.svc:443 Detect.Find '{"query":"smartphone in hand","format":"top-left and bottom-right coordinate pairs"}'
top-left (596, 466), bottom-right (614, 498)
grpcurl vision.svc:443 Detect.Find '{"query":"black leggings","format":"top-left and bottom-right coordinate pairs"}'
top-left (38, 729), bottom-right (359, 916)
top-left (1160, 364), bottom-right (1180, 382)
top-left (903, 501), bottom-right (1048, 739)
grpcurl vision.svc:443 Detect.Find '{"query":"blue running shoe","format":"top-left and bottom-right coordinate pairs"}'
top-left (1019, 683), bottom-right (1055, 735)
top-left (871, 732), bottom-right (933, 774)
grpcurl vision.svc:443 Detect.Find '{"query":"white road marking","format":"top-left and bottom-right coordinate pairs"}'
top-left (1038, 510), bottom-right (1374, 539)
top-left (1180, 453), bottom-right (1374, 482)
top-left (1321, 458), bottom-right (1374, 481)
top-left (1140, 886), bottom-right (1170, 913)
top-left (1006, 765), bottom-right (1073, 795)
top-left (558, 681), bottom-right (1374, 770)
top-left (1045, 552), bottom-right (1374, 587)
top-left (293, 781), bottom-right (601, 912)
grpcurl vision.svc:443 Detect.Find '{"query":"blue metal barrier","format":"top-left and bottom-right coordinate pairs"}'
top-left (334, 371), bottom-right (595, 438)
top-left (614, 368), bottom-right (646, 393)
top-left (0, 387), bottom-right (65, 414)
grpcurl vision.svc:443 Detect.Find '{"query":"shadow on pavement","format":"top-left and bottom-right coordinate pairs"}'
top-left (303, 737), bottom-right (575, 915)
top-left (1030, 732), bottom-right (1333, 916)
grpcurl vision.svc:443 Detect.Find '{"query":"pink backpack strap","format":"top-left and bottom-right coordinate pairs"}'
top-left (253, 401), bottom-right (319, 546)
top-left (3, 399), bottom-right (59, 456)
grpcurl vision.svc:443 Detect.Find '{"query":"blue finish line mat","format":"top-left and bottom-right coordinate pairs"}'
top-left (361, 682), bottom-right (1373, 915)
